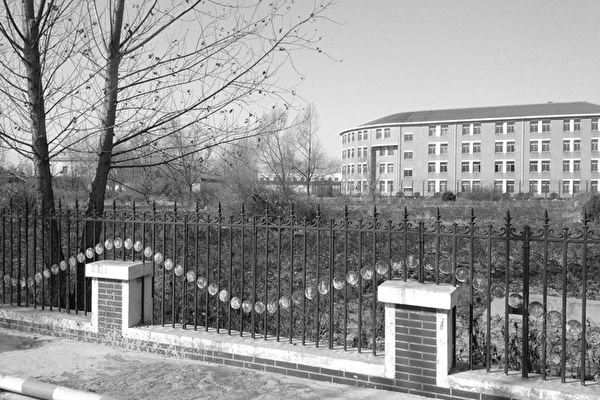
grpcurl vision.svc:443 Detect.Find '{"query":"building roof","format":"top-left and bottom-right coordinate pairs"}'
top-left (361, 101), bottom-right (600, 127)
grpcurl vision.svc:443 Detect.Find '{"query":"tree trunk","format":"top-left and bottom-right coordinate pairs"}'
top-left (22, 0), bottom-right (63, 306)
top-left (78, 0), bottom-right (125, 309)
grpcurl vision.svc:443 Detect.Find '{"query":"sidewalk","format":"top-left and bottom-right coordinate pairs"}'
top-left (0, 327), bottom-right (426, 400)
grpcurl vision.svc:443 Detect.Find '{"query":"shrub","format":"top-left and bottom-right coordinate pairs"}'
top-left (413, 192), bottom-right (421, 198)
top-left (582, 194), bottom-right (600, 221)
top-left (441, 191), bottom-right (456, 202)
top-left (549, 192), bottom-right (559, 200)
top-left (462, 188), bottom-right (503, 201)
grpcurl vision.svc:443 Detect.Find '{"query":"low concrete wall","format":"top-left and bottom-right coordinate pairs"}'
top-left (1, 261), bottom-right (598, 400)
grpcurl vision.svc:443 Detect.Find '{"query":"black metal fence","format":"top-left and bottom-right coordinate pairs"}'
top-left (1, 202), bottom-right (599, 384)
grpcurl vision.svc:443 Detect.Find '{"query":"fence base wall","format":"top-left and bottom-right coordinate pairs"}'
top-left (2, 262), bottom-right (598, 400)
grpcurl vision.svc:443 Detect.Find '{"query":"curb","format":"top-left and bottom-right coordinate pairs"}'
top-left (0, 375), bottom-right (115, 400)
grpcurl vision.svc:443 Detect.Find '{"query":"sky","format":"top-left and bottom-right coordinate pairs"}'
top-left (292, 0), bottom-right (600, 158)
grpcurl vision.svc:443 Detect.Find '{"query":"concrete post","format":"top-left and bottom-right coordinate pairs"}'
top-left (85, 260), bottom-right (153, 338)
top-left (378, 280), bottom-right (465, 389)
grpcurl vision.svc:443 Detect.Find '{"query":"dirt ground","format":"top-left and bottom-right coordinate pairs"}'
top-left (0, 328), bottom-right (424, 400)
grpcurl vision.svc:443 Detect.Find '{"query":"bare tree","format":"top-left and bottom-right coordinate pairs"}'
top-left (291, 104), bottom-right (336, 196)
top-left (256, 110), bottom-right (297, 200)
top-left (0, 0), bottom-right (89, 215)
top-left (161, 126), bottom-right (213, 203)
top-left (0, 0), bottom-right (333, 216)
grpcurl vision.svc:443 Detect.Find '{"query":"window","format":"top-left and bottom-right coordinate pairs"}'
top-left (541, 140), bottom-right (551, 152)
top-left (562, 181), bottom-right (570, 194)
top-left (462, 124), bottom-right (470, 135)
top-left (350, 164), bottom-right (355, 174)
top-left (473, 142), bottom-right (481, 153)
top-left (351, 132), bottom-right (355, 141)
top-left (376, 129), bottom-right (382, 139)
top-left (506, 141), bottom-right (515, 153)
top-left (461, 181), bottom-right (471, 192)
top-left (563, 120), bottom-right (570, 131)
top-left (363, 131), bottom-right (368, 140)
top-left (574, 139), bottom-right (581, 151)
top-left (574, 119), bottom-right (581, 131)
top-left (472, 180), bottom-right (481, 190)
top-left (495, 142), bottom-right (503, 153)
top-left (506, 180), bottom-right (515, 193)
top-left (428, 126), bottom-right (436, 136)
top-left (530, 121), bottom-right (539, 133)
top-left (357, 131), bottom-right (362, 141)
top-left (342, 135), bottom-right (346, 144)
top-left (403, 169), bottom-right (413, 178)
top-left (563, 140), bottom-right (570, 152)
top-left (342, 165), bottom-right (347, 175)
top-left (357, 148), bottom-right (362, 158)
top-left (494, 180), bottom-right (503, 191)
top-left (439, 181), bottom-right (448, 193)
top-left (495, 122), bottom-right (503, 134)
top-left (440, 143), bottom-right (448, 154)
top-left (387, 147), bottom-right (395, 156)
top-left (379, 163), bottom-right (385, 173)
top-left (461, 162), bottom-right (470, 173)
top-left (387, 181), bottom-right (394, 194)
top-left (541, 180), bottom-right (550, 193)
top-left (592, 160), bottom-right (599, 172)
top-left (462, 143), bottom-right (470, 153)
top-left (542, 120), bottom-right (550, 132)
top-left (541, 160), bottom-right (550, 172)
top-left (441, 125), bottom-right (448, 136)
top-left (593, 119), bottom-right (599, 131)
top-left (404, 133), bottom-right (413, 142)
top-left (593, 139), bottom-right (599, 151)
top-left (362, 180), bottom-right (368, 192)
top-left (573, 180), bottom-right (580, 194)
top-left (404, 151), bottom-right (413, 160)
top-left (387, 163), bottom-right (394, 173)
top-left (379, 148), bottom-right (385, 156)
top-left (495, 161), bottom-right (503, 173)
top-left (427, 181), bottom-right (436, 193)
top-left (384, 128), bottom-right (391, 138)
top-left (379, 181), bottom-right (385, 193)
top-left (507, 122), bottom-right (515, 133)
top-left (530, 141), bottom-right (538, 152)
top-left (594, 181), bottom-right (600, 193)
top-left (573, 160), bottom-right (581, 172)
top-left (473, 123), bottom-right (481, 135)
top-left (341, 150), bottom-right (345, 160)
top-left (529, 161), bottom-right (538, 172)
top-left (506, 161), bottom-right (515, 172)
top-left (428, 162), bottom-right (436, 173)
top-left (439, 162), bottom-right (448, 173)
top-left (530, 181), bottom-right (538, 194)
top-left (428, 144), bottom-right (436, 155)
top-left (473, 161), bottom-right (481, 173)
top-left (563, 160), bottom-right (570, 172)
top-left (357, 164), bottom-right (362, 174)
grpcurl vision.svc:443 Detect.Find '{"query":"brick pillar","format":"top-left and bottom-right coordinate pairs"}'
top-left (378, 280), bottom-right (465, 389)
top-left (86, 261), bottom-right (153, 339)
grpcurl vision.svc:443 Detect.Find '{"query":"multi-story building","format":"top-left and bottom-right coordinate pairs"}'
top-left (339, 102), bottom-right (600, 197)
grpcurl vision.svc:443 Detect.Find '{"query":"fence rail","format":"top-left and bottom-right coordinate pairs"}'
top-left (1, 202), bottom-right (599, 384)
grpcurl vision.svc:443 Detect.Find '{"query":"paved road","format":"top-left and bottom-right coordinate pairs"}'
top-left (0, 328), bottom-right (426, 400)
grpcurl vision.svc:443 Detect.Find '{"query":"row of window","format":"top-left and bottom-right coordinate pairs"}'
top-left (344, 180), bottom-right (394, 194)
top-left (342, 146), bottom-right (397, 159)
top-left (345, 137), bottom-right (600, 160)
top-left (343, 118), bottom-right (600, 145)
top-left (341, 128), bottom-right (394, 144)
top-left (343, 179), bottom-right (597, 195)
